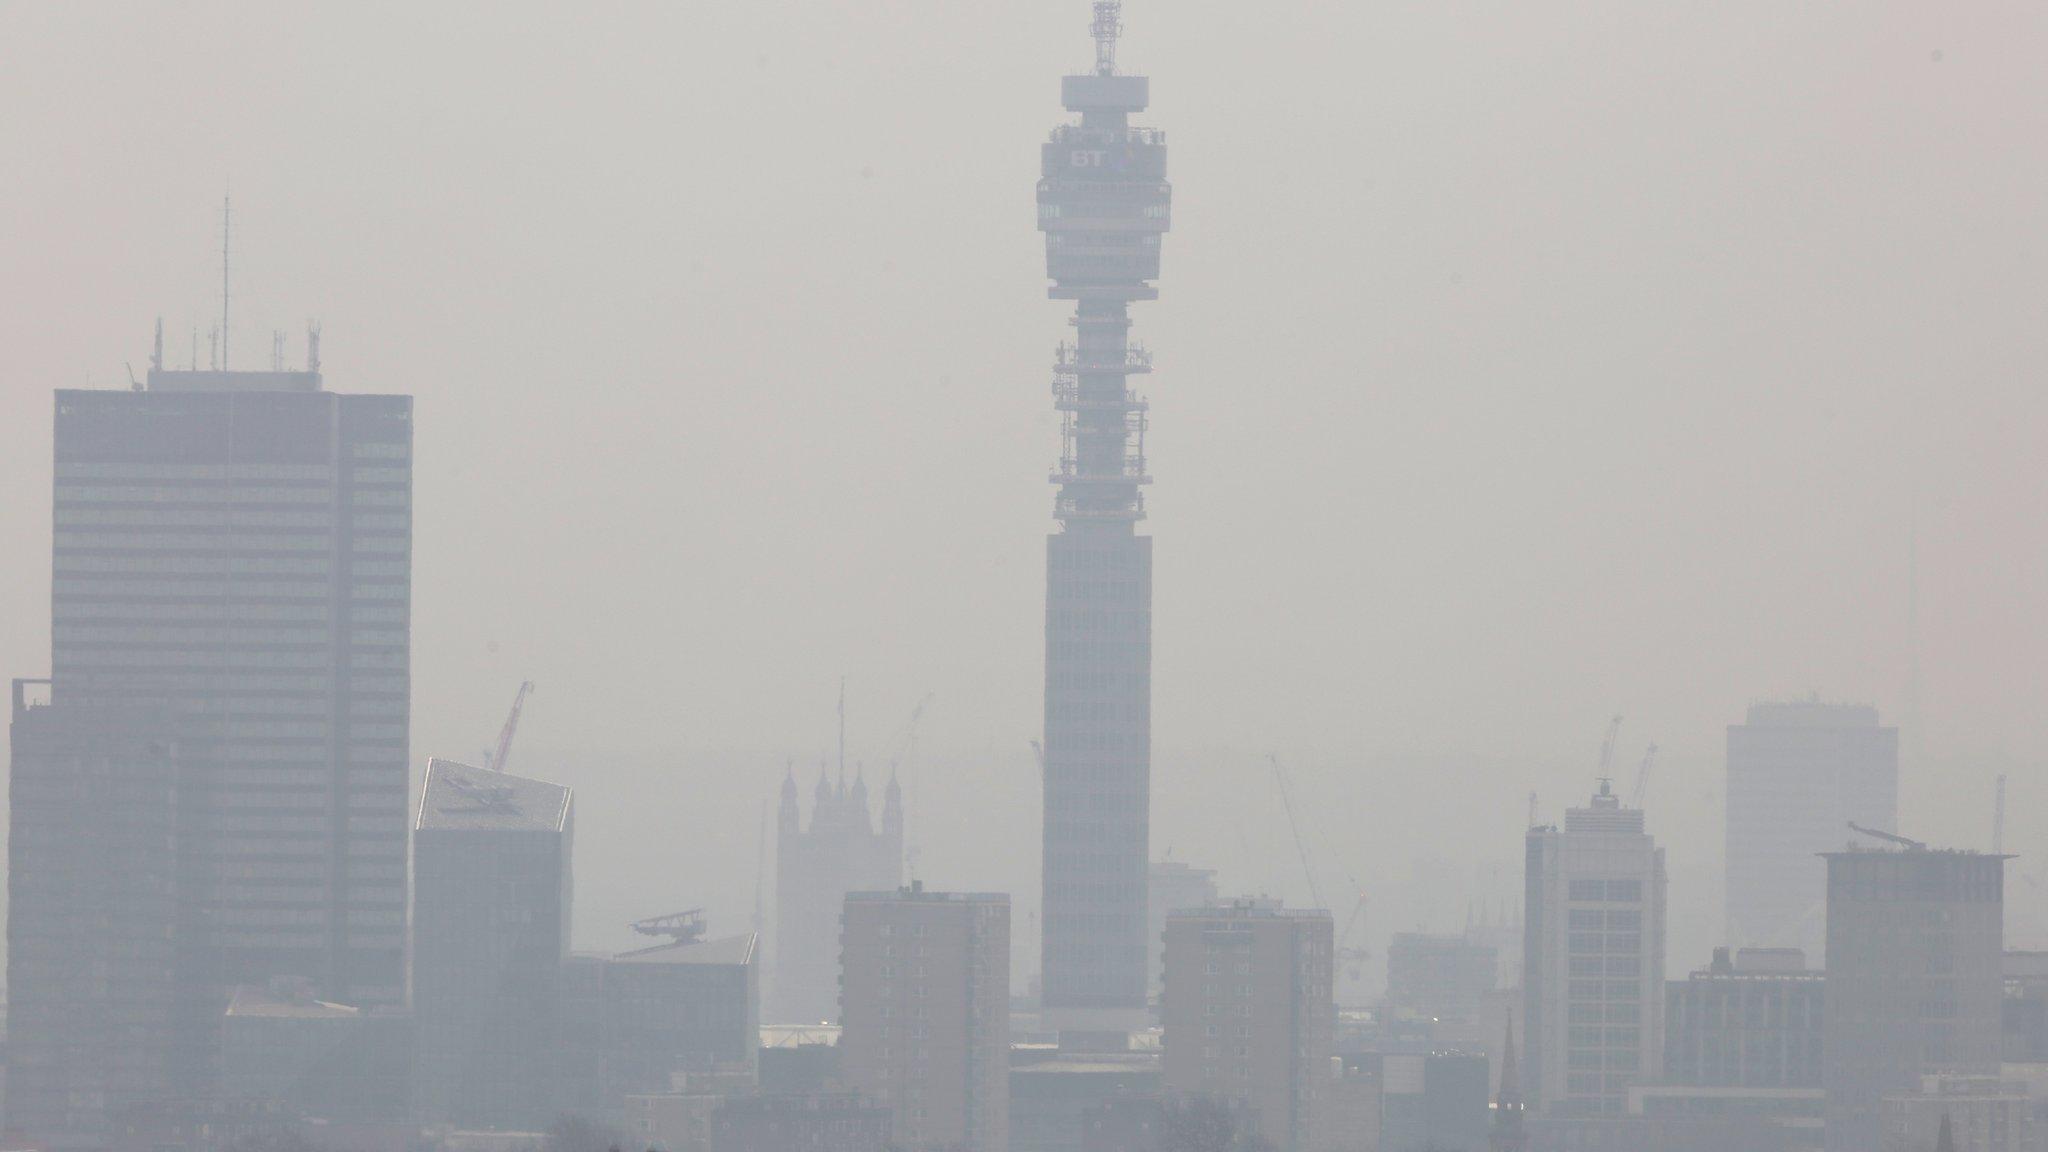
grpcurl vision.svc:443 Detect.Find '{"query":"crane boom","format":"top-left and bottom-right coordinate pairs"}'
top-left (1596, 714), bottom-right (1623, 781)
top-left (488, 681), bottom-right (535, 773)
top-left (1630, 743), bottom-right (1658, 807)
top-left (1848, 821), bottom-right (1925, 851)
top-left (1271, 754), bottom-right (1326, 912)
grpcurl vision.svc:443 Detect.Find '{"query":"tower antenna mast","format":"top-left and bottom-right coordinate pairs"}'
top-left (1091, 1), bottom-right (1122, 76)
top-left (220, 195), bottom-right (232, 371)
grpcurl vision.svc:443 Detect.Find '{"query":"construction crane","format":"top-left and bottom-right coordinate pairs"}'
top-left (1630, 744), bottom-right (1658, 808)
top-left (1337, 891), bottom-right (1370, 985)
top-left (485, 681), bottom-right (535, 773)
top-left (1594, 714), bottom-right (1623, 789)
top-left (631, 909), bottom-right (708, 946)
top-left (880, 692), bottom-right (934, 775)
top-left (1848, 822), bottom-right (1926, 851)
top-left (1270, 754), bottom-right (1327, 912)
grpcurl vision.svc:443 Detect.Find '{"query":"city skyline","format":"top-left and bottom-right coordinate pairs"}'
top-left (4, 4), bottom-right (2042, 978)
top-left (2, 3), bottom-right (2046, 1149)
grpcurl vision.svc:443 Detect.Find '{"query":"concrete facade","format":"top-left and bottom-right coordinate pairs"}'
top-left (1160, 900), bottom-right (1335, 1152)
top-left (840, 885), bottom-right (1011, 1152)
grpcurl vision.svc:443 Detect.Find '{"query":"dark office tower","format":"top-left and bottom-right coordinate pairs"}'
top-left (772, 765), bottom-right (902, 1024)
top-left (1037, 0), bottom-right (1171, 1029)
top-left (1822, 847), bottom-right (2006, 1152)
top-left (413, 758), bottom-right (574, 1128)
top-left (32, 337), bottom-right (410, 1105)
top-left (1726, 701), bottom-right (1898, 958)
top-left (7, 682), bottom-right (178, 1149)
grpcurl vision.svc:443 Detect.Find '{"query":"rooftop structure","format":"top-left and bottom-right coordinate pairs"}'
top-left (1038, 0), bottom-right (1173, 1032)
top-left (417, 756), bottom-right (575, 832)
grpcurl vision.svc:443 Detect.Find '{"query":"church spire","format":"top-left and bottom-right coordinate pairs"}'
top-left (1491, 1011), bottom-right (1526, 1152)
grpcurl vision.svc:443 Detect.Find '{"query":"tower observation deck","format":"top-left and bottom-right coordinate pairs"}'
top-left (1037, 1), bottom-right (1170, 1025)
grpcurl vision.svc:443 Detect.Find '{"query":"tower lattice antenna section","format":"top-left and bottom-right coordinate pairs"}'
top-left (1091, 2), bottom-right (1123, 76)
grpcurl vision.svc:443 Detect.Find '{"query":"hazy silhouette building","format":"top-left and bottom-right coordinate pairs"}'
top-left (1387, 933), bottom-right (1500, 1025)
top-left (219, 979), bottom-right (411, 1121)
top-left (1036, 2), bottom-right (1173, 1028)
top-left (413, 757), bottom-right (573, 1128)
top-left (1878, 1075), bottom-right (2032, 1152)
top-left (1523, 782), bottom-right (1667, 1117)
top-left (556, 928), bottom-right (761, 1118)
top-left (1661, 947), bottom-right (1822, 1090)
top-left (1146, 861), bottom-right (1217, 1004)
top-left (772, 764), bottom-right (901, 1024)
top-left (39, 347), bottom-right (413, 1044)
top-left (1823, 848), bottom-right (2006, 1152)
top-left (1160, 899), bottom-right (1335, 1152)
top-left (1726, 701), bottom-right (1898, 957)
top-left (6, 684), bottom-right (179, 1148)
top-left (712, 1094), bottom-right (894, 1152)
top-left (1009, 1049), bottom-right (1160, 1152)
top-left (839, 884), bottom-right (1011, 1152)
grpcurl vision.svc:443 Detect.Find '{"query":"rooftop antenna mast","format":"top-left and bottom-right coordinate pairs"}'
top-left (220, 195), bottom-right (232, 370)
top-left (837, 676), bottom-right (847, 784)
top-left (1091, 1), bottom-right (1122, 76)
top-left (753, 800), bottom-right (767, 938)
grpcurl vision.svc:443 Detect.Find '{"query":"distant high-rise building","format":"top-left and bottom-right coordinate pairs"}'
top-left (1386, 933), bottom-right (1499, 1024)
top-left (1523, 782), bottom-right (1668, 1116)
top-left (1160, 900), bottom-right (1334, 1152)
top-left (9, 341), bottom-right (411, 1143)
top-left (1037, 1), bottom-right (1173, 1029)
top-left (1146, 861), bottom-right (1217, 1003)
top-left (1726, 700), bottom-right (1898, 957)
top-left (413, 758), bottom-right (573, 1128)
top-left (772, 764), bottom-right (901, 1024)
top-left (839, 884), bottom-right (1011, 1152)
top-left (1823, 847), bottom-right (2006, 1152)
top-left (6, 685), bottom-right (178, 1149)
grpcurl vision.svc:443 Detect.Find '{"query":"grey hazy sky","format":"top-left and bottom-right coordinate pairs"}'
top-left (4, 2), bottom-right (2046, 976)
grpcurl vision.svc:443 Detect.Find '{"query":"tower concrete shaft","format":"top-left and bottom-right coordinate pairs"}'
top-left (1036, 5), bottom-right (1170, 1023)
